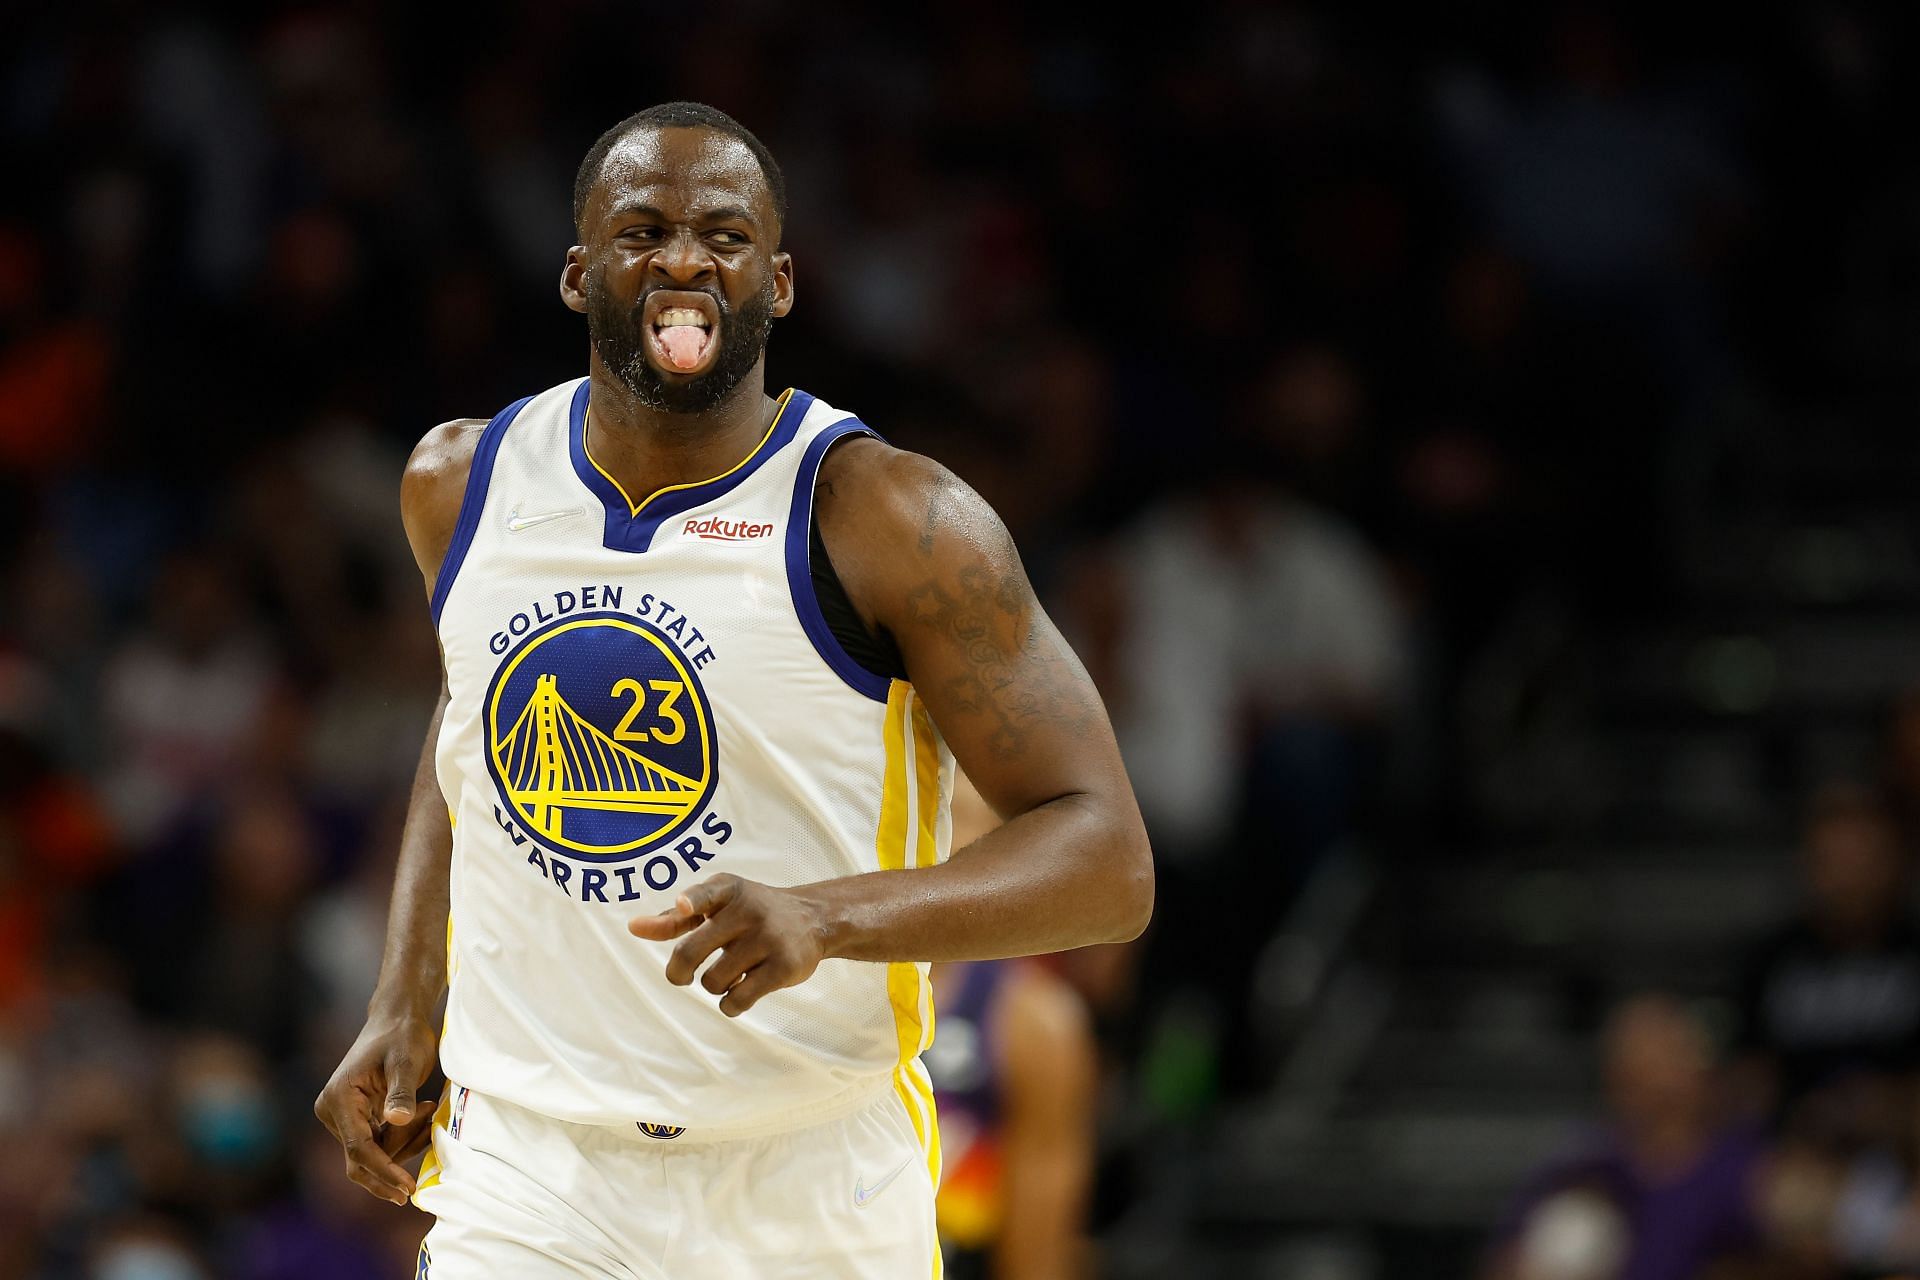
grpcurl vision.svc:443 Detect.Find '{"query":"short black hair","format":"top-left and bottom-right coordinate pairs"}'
top-left (572, 102), bottom-right (787, 243)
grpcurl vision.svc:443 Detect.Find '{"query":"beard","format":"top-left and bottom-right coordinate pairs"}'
top-left (586, 267), bottom-right (777, 414)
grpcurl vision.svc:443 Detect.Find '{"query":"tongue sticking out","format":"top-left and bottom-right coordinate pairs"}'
top-left (658, 325), bottom-right (709, 371)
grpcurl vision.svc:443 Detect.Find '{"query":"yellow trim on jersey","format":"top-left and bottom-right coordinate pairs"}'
top-left (907, 1068), bottom-right (945, 1280)
top-left (583, 387), bottom-right (796, 517)
top-left (910, 700), bottom-right (941, 871)
top-left (409, 1090), bottom-right (455, 1207)
top-left (893, 1061), bottom-right (943, 1188)
top-left (907, 697), bottom-right (942, 1056)
top-left (878, 682), bottom-right (924, 1062)
top-left (881, 683), bottom-right (944, 1279)
top-left (877, 682), bottom-right (910, 872)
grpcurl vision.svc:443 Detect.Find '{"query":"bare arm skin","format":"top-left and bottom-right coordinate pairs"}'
top-left (995, 967), bottom-right (1098, 1280)
top-left (632, 439), bottom-right (1153, 1013)
top-left (312, 418), bottom-right (482, 1205)
top-left (952, 773), bottom-right (1099, 1277)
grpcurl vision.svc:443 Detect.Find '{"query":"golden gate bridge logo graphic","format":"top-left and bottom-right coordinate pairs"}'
top-left (486, 614), bottom-right (714, 859)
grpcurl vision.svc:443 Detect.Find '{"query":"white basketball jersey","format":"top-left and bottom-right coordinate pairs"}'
top-left (430, 377), bottom-right (952, 1136)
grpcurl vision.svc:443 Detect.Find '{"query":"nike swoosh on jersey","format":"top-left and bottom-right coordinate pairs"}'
top-left (506, 505), bottom-right (583, 532)
top-left (853, 1156), bottom-right (915, 1208)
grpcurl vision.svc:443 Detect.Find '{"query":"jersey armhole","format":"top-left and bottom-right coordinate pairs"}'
top-left (784, 419), bottom-right (893, 702)
top-left (429, 394), bottom-right (534, 628)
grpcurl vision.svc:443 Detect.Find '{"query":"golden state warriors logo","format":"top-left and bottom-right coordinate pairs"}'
top-left (485, 612), bottom-right (715, 861)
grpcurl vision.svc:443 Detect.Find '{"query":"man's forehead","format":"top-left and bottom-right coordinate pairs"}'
top-left (592, 128), bottom-right (771, 219)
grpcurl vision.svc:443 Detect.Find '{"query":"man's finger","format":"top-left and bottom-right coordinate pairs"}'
top-left (676, 875), bottom-right (740, 919)
top-left (379, 1107), bottom-right (437, 1166)
top-left (627, 904), bottom-right (704, 942)
top-left (346, 1159), bottom-right (406, 1205)
top-left (315, 1076), bottom-right (379, 1150)
top-left (718, 965), bottom-right (782, 1018)
top-left (664, 913), bottom-right (747, 987)
top-left (699, 937), bottom-right (769, 996)
top-left (382, 1054), bottom-right (419, 1126)
top-left (628, 877), bottom-right (745, 942)
top-left (343, 1120), bottom-right (417, 1203)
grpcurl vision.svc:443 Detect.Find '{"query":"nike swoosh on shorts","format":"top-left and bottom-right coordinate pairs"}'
top-left (853, 1157), bottom-right (914, 1208)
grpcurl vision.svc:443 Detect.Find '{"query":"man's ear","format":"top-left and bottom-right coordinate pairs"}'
top-left (771, 251), bottom-right (794, 319)
top-left (560, 247), bottom-right (589, 314)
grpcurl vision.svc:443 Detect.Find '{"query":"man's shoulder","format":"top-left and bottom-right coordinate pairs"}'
top-left (810, 430), bottom-right (1025, 634)
top-left (815, 433), bottom-right (949, 506)
top-left (404, 377), bottom-right (579, 501)
top-left (814, 434), bottom-right (1001, 560)
top-left (409, 417), bottom-right (489, 478)
top-left (401, 416), bottom-right (489, 584)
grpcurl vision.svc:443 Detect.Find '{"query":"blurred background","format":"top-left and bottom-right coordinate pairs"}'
top-left (5, 2), bottom-right (1920, 1277)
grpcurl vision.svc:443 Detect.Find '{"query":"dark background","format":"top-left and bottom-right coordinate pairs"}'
top-left (5, 3), bottom-right (1920, 1277)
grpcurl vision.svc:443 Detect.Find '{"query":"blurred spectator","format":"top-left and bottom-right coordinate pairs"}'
top-left (161, 792), bottom-right (325, 1064)
top-left (1878, 687), bottom-right (1920, 853)
top-left (1735, 783), bottom-right (1920, 1140)
top-left (1100, 345), bottom-right (1407, 1098)
top-left (927, 960), bottom-right (1097, 1280)
top-left (1104, 344), bottom-right (1407, 861)
top-left (1433, 7), bottom-right (1743, 311)
top-left (1482, 995), bottom-right (1766, 1280)
top-left (98, 552), bottom-right (276, 844)
top-left (86, 1216), bottom-right (211, 1280)
top-left (0, 224), bottom-right (111, 478)
top-left (231, 1129), bottom-right (423, 1280)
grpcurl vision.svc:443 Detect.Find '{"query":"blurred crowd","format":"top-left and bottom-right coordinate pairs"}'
top-left (1485, 759), bottom-right (1920, 1280)
top-left (1, 1), bottom-right (1915, 1277)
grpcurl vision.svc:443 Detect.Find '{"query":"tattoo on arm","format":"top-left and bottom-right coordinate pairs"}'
top-left (916, 484), bottom-right (942, 554)
top-left (904, 515), bottom-right (1097, 760)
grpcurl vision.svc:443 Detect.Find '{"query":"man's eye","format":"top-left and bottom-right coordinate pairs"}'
top-left (710, 232), bottom-right (745, 245)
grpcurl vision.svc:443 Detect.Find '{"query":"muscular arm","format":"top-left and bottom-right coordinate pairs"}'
top-left (370, 419), bottom-right (482, 1015)
top-left (632, 440), bottom-right (1152, 1011)
top-left (804, 441), bottom-right (1152, 961)
top-left (313, 417), bottom-right (481, 1204)
top-left (369, 686), bottom-right (452, 1024)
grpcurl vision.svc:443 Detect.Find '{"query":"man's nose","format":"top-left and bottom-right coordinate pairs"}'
top-left (649, 228), bottom-right (715, 287)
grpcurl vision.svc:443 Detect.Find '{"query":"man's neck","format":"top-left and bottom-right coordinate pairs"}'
top-left (585, 353), bottom-right (782, 499)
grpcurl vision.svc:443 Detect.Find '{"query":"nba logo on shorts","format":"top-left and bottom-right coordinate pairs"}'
top-left (448, 1085), bottom-right (470, 1139)
top-left (638, 1121), bottom-right (687, 1140)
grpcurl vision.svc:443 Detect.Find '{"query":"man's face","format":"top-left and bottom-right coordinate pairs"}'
top-left (567, 126), bottom-right (792, 413)
top-left (1602, 999), bottom-right (1710, 1126)
top-left (1805, 810), bottom-right (1905, 934)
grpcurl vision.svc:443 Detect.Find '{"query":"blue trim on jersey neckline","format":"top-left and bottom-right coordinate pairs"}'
top-left (569, 381), bottom-right (814, 554)
top-left (785, 417), bottom-right (893, 702)
top-left (430, 394), bottom-right (535, 628)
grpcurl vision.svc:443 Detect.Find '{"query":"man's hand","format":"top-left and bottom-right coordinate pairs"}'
top-left (628, 874), bottom-right (829, 1017)
top-left (313, 1012), bottom-right (439, 1206)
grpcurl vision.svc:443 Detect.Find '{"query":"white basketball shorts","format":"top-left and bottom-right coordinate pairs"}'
top-left (411, 1069), bottom-right (942, 1279)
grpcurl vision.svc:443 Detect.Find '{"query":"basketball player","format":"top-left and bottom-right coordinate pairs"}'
top-left (927, 960), bottom-right (1097, 1280)
top-left (928, 771), bottom-right (1099, 1280)
top-left (313, 101), bottom-right (1153, 1278)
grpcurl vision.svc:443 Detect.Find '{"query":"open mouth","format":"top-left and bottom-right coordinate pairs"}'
top-left (643, 292), bottom-right (719, 375)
